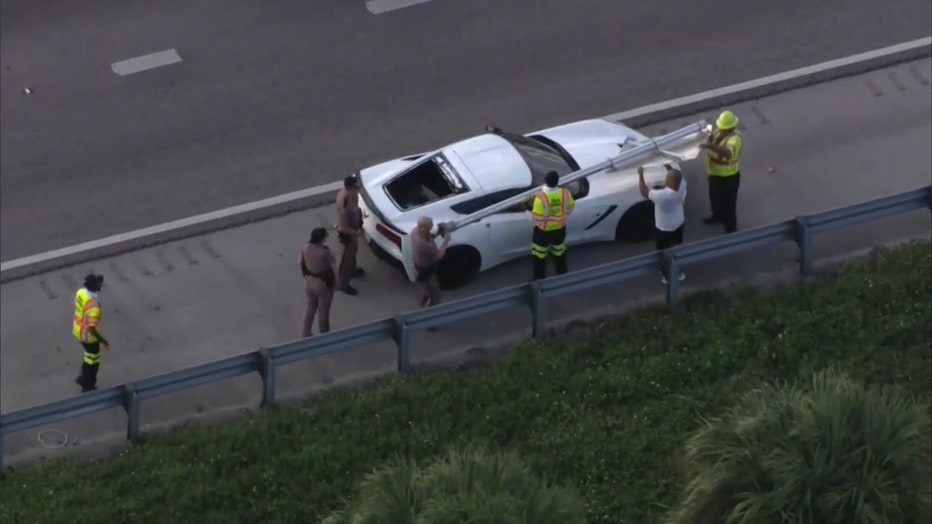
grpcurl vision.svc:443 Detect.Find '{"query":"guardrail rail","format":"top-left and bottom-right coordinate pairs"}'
top-left (2, 186), bottom-right (930, 467)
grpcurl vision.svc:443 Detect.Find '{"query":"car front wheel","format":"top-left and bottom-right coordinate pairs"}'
top-left (615, 201), bottom-right (655, 243)
top-left (436, 245), bottom-right (482, 290)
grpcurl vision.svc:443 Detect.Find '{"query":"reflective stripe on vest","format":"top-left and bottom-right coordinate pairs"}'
top-left (706, 130), bottom-right (742, 177)
top-left (73, 288), bottom-right (101, 343)
top-left (532, 188), bottom-right (570, 231)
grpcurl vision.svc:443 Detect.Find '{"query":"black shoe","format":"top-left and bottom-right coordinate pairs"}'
top-left (702, 215), bottom-right (721, 225)
top-left (81, 384), bottom-right (97, 393)
top-left (340, 285), bottom-right (358, 295)
top-left (353, 268), bottom-right (365, 278)
top-left (74, 376), bottom-right (85, 388)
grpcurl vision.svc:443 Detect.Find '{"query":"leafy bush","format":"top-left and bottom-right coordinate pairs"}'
top-left (321, 446), bottom-right (586, 524)
top-left (671, 369), bottom-right (932, 524)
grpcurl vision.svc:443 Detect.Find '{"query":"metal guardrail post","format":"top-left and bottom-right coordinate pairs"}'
top-left (258, 348), bottom-right (277, 408)
top-left (123, 384), bottom-right (141, 442)
top-left (393, 315), bottom-right (411, 373)
top-left (662, 250), bottom-right (682, 310)
top-left (793, 216), bottom-right (813, 274)
top-left (528, 281), bottom-right (546, 338)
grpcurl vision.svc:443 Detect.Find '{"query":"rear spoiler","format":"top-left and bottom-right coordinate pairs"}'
top-left (358, 178), bottom-right (420, 281)
top-left (358, 177), bottom-right (404, 235)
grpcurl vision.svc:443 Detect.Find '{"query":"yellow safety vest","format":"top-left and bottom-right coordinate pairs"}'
top-left (532, 187), bottom-right (574, 231)
top-left (73, 288), bottom-right (101, 343)
top-left (706, 130), bottom-right (742, 177)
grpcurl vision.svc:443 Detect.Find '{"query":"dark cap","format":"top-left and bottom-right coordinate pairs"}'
top-left (544, 170), bottom-right (559, 187)
top-left (83, 273), bottom-right (104, 290)
top-left (343, 175), bottom-right (360, 189)
top-left (310, 227), bottom-right (328, 244)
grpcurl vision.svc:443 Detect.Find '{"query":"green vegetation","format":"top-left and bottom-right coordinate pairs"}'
top-left (671, 369), bottom-right (930, 523)
top-left (0, 241), bottom-right (929, 523)
top-left (321, 446), bottom-right (586, 523)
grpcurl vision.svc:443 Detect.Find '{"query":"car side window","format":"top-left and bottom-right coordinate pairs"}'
top-left (564, 179), bottom-right (590, 199)
top-left (450, 188), bottom-right (527, 215)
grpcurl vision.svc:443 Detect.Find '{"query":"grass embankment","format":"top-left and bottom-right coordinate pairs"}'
top-left (1, 242), bottom-right (930, 523)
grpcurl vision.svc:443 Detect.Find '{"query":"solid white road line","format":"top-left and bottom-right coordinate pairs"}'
top-left (367, 0), bottom-right (434, 15)
top-left (0, 181), bottom-right (343, 273)
top-left (2, 37), bottom-right (929, 274)
top-left (111, 49), bottom-right (183, 76)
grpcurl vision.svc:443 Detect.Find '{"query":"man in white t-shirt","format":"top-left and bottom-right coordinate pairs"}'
top-left (638, 164), bottom-right (687, 283)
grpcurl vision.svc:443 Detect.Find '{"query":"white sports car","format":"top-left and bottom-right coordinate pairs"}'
top-left (357, 118), bottom-right (677, 289)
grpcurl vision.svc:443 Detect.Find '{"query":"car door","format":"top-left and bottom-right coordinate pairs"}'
top-left (486, 204), bottom-right (534, 260)
top-left (562, 179), bottom-right (601, 246)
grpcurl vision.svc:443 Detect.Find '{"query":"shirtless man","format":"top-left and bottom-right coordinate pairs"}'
top-left (410, 216), bottom-right (451, 308)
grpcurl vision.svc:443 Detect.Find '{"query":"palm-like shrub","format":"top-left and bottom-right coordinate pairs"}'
top-left (670, 369), bottom-right (931, 524)
top-left (321, 446), bottom-right (586, 524)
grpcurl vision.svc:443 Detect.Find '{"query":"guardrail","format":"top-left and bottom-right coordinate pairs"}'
top-left (2, 186), bottom-right (930, 468)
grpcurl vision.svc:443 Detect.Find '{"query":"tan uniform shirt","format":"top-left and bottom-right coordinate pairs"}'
top-left (301, 244), bottom-right (335, 275)
top-left (338, 194), bottom-right (363, 233)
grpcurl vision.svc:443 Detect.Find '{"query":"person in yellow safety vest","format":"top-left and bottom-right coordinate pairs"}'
top-left (700, 110), bottom-right (743, 233)
top-left (530, 170), bottom-right (575, 280)
top-left (73, 273), bottom-right (111, 392)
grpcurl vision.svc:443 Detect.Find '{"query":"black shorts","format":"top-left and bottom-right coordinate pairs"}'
top-left (338, 232), bottom-right (356, 244)
top-left (655, 224), bottom-right (684, 251)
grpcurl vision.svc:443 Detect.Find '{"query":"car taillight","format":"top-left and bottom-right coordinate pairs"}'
top-left (376, 223), bottom-right (402, 247)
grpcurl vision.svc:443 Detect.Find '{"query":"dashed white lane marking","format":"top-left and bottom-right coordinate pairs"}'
top-left (111, 49), bottom-right (182, 76)
top-left (2, 38), bottom-right (928, 273)
top-left (367, 0), bottom-right (434, 15)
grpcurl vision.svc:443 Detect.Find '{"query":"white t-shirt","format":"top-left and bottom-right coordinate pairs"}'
top-left (648, 182), bottom-right (687, 232)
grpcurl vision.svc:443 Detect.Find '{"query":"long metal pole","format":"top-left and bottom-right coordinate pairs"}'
top-left (441, 120), bottom-right (710, 233)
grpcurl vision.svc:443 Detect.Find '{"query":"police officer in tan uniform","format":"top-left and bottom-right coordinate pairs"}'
top-left (335, 175), bottom-right (365, 295)
top-left (300, 227), bottom-right (338, 337)
top-left (410, 216), bottom-right (451, 308)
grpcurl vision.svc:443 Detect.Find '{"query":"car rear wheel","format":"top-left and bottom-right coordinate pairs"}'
top-left (615, 201), bottom-right (655, 243)
top-left (437, 245), bottom-right (481, 290)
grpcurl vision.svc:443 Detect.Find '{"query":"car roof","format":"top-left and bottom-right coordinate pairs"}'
top-left (442, 134), bottom-right (531, 193)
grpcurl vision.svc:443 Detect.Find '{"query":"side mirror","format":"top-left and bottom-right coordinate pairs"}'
top-left (485, 124), bottom-right (502, 134)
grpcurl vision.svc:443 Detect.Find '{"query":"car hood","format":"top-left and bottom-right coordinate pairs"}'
top-left (534, 118), bottom-right (647, 169)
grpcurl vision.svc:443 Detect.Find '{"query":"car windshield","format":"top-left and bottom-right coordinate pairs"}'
top-left (503, 134), bottom-right (575, 185)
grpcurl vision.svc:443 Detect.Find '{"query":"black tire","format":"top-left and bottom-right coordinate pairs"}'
top-left (436, 245), bottom-right (481, 290)
top-left (615, 201), bottom-right (655, 243)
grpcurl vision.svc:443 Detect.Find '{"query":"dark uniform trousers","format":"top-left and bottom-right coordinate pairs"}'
top-left (337, 232), bottom-right (359, 289)
top-left (532, 227), bottom-right (567, 280)
top-left (707, 172), bottom-right (741, 233)
top-left (78, 340), bottom-right (101, 391)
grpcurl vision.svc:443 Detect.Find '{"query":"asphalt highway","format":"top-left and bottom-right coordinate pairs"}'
top-left (2, 58), bottom-right (930, 465)
top-left (1, 0), bottom-right (930, 259)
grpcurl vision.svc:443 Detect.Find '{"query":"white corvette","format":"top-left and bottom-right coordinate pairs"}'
top-left (357, 118), bottom-right (678, 289)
